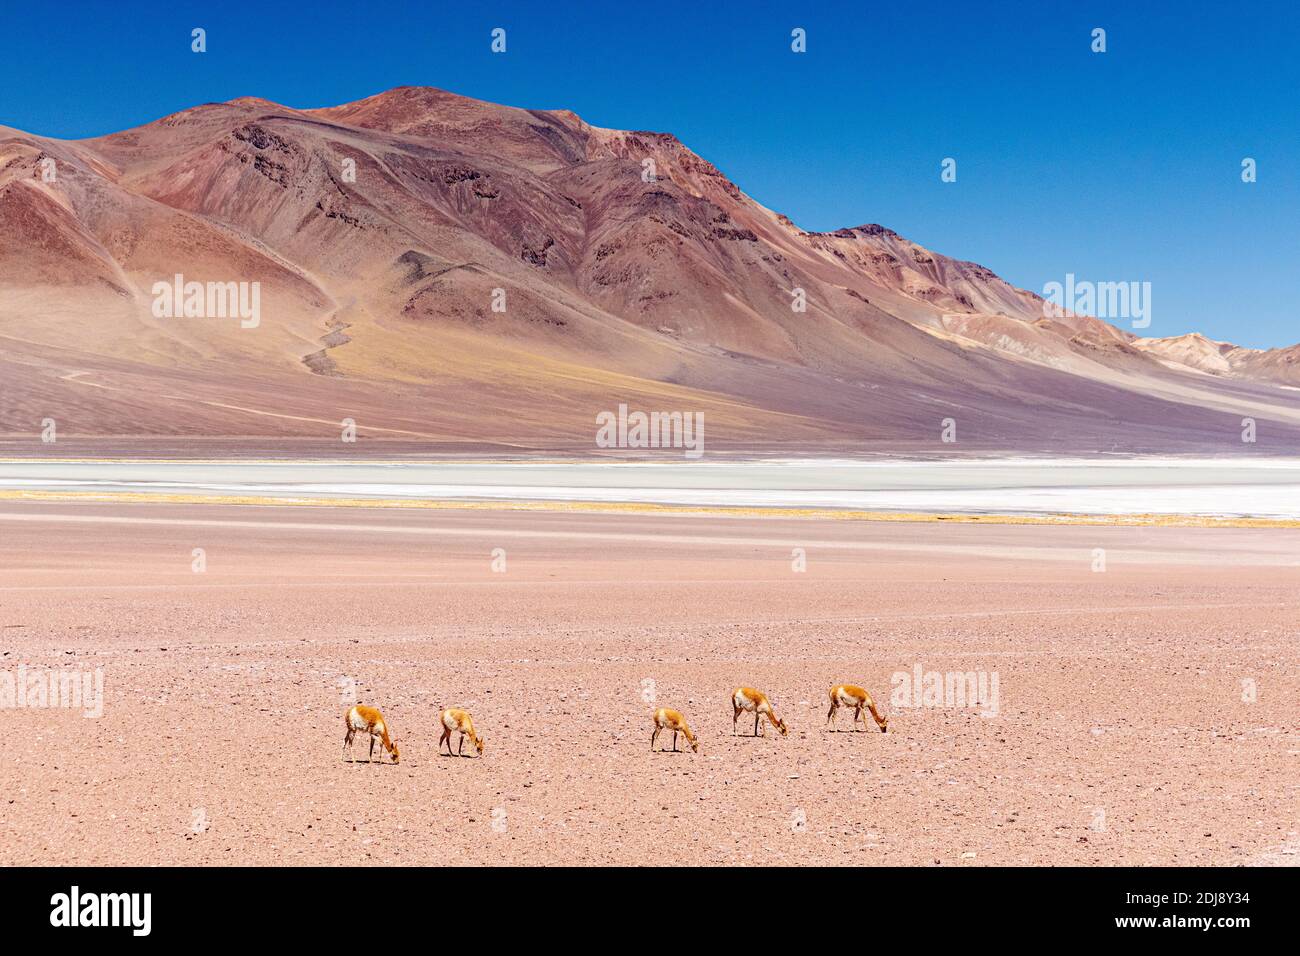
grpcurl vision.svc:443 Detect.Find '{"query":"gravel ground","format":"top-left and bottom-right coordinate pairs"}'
top-left (0, 502), bottom-right (1296, 865)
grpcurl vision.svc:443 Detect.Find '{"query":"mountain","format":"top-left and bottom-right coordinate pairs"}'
top-left (1134, 333), bottom-right (1300, 385)
top-left (2, 86), bottom-right (1297, 452)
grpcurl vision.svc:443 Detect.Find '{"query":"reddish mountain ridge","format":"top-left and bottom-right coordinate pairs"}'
top-left (2, 86), bottom-right (1297, 452)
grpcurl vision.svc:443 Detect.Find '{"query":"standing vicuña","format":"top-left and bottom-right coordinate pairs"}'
top-left (732, 687), bottom-right (788, 737)
top-left (343, 705), bottom-right (400, 763)
top-left (651, 708), bottom-right (699, 753)
top-left (827, 684), bottom-right (889, 733)
top-left (439, 708), bottom-right (484, 757)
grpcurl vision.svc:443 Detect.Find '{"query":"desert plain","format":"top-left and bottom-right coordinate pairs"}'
top-left (0, 498), bottom-right (1297, 866)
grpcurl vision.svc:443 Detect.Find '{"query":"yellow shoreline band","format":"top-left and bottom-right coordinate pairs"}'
top-left (0, 489), bottom-right (1295, 528)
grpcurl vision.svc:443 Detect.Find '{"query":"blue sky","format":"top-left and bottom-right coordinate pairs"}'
top-left (2, 0), bottom-right (1296, 347)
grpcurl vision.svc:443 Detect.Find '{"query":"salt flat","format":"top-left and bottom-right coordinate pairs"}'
top-left (2, 457), bottom-right (1299, 518)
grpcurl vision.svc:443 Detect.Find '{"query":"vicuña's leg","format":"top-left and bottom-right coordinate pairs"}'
top-left (733, 706), bottom-right (740, 734)
top-left (854, 704), bottom-right (863, 730)
top-left (651, 726), bottom-right (660, 751)
top-left (827, 701), bottom-right (837, 727)
top-left (754, 712), bottom-right (761, 737)
top-left (368, 735), bottom-right (375, 763)
top-left (672, 731), bottom-right (679, 752)
top-left (458, 734), bottom-right (465, 756)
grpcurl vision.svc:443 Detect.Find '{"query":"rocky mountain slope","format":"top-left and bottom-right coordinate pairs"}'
top-left (1, 86), bottom-right (1296, 452)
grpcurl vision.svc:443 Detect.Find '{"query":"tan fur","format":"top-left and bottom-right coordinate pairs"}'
top-left (827, 684), bottom-right (889, 733)
top-left (439, 707), bottom-right (484, 757)
top-left (731, 687), bottom-right (788, 737)
top-left (343, 704), bottom-right (400, 763)
top-left (651, 708), bottom-right (700, 753)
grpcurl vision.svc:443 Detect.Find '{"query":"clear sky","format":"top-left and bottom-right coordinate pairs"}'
top-left (2, 0), bottom-right (1296, 347)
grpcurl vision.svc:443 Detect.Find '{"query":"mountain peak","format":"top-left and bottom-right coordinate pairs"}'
top-left (3, 88), bottom-right (1297, 449)
top-left (224, 96), bottom-right (288, 110)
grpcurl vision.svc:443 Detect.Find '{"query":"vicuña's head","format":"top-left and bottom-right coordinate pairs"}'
top-left (878, 715), bottom-right (890, 734)
top-left (474, 734), bottom-right (485, 756)
top-left (690, 737), bottom-right (700, 753)
top-left (777, 717), bottom-right (789, 737)
top-left (390, 742), bottom-right (401, 763)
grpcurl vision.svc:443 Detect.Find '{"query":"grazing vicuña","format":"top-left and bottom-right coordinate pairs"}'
top-left (651, 708), bottom-right (700, 753)
top-left (439, 708), bottom-right (485, 757)
top-left (732, 687), bottom-right (788, 737)
top-left (343, 705), bottom-right (400, 764)
top-left (827, 684), bottom-right (889, 733)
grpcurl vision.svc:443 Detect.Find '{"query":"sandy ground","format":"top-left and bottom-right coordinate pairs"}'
top-left (0, 500), bottom-right (1296, 866)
